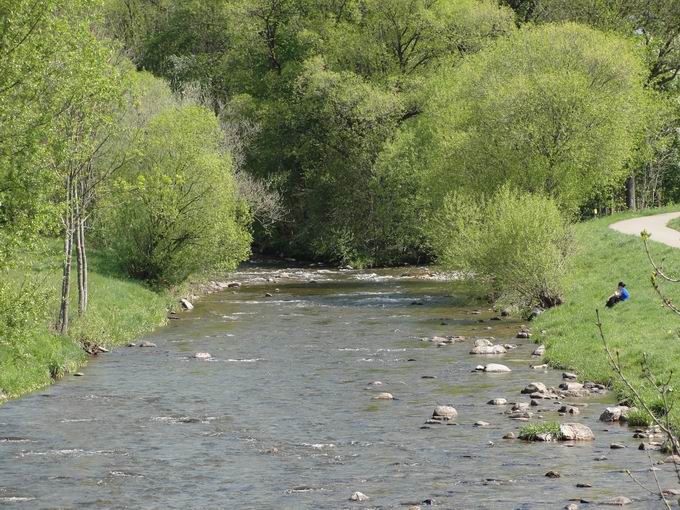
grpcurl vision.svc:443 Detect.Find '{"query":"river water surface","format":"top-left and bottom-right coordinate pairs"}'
top-left (0, 267), bottom-right (677, 509)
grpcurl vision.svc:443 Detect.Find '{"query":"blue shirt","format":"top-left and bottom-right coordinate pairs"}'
top-left (620, 288), bottom-right (630, 301)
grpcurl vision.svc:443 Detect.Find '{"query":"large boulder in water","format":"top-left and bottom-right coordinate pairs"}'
top-left (470, 344), bottom-right (507, 354)
top-left (560, 423), bottom-right (594, 441)
top-left (483, 363), bottom-right (512, 373)
top-left (432, 405), bottom-right (458, 421)
top-left (599, 406), bottom-right (630, 422)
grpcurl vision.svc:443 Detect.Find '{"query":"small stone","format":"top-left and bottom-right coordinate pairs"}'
top-left (503, 432), bottom-right (516, 439)
top-left (139, 341), bottom-right (157, 348)
top-left (662, 488), bottom-right (680, 496)
top-left (264, 292), bottom-right (273, 297)
top-left (350, 492), bottom-right (369, 502)
top-left (602, 496), bottom-right (632, 506)
top-left (530, 399), bottom-right (539, 407)
top-left (522, 382), bottom-right (547, 394)
top-left (559, 382), bottom-right (584, 392)
top-left (180, 298), bottom-right (193, 310)
top-left (664, 455), bottom-right (680, 464)
top-left (73, 372), bottom-right (84, 377)
top-left (565, 504), bottom-right (579, 510)
top-left (610, 443), bottom-right (626, 449)
top-left (545, 470), bottom-right (561, 478)
top-left (474, 421), bottom-right (490, 427)
top-left (487, 398), bottom-right (508, 405)
top-left (193, 352), bottom-right (212, 359)
top-left (594, 455), bottom-right (608, 461)
top-left (576, 483), bottom-right (592, 488)
top-left (127, 342), bottom-right (136, 347)
top-left (562, 372), bottom-right (578, 380)
top-left (227, 282), bottom-right (241, 288)
top-left (373, 392), bottom-right (394, 400)
top-left (531, 363), bottom-right (548, 369)
top-left (421, 375), bottom-right (437, 379)
top-left (473, 338), bottom-right (494, 347)
top-left (532, 345), bottom-right (545, 356)
top-left (483, 363), bottom-right (511, 373)
top-left (558, 405), bottom-right (580, 415)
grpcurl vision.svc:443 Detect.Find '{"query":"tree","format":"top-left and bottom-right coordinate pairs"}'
top-left (423, 23), bottom-right (648, 213)
top-left (99, 94), bottom-right (252, 286)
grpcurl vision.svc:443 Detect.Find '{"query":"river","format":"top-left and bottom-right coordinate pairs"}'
top-left (0, 266), bottom-right (676, 509)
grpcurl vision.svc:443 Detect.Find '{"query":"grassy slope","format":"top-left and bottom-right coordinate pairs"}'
top-left (0, 242), bottom-right (169, 399)
top-left (535, 206), bottom-right (680, 423)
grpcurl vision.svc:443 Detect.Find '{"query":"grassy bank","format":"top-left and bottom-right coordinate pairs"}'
top-left (535, 206), bottom-right (680, 425)
top-left (0, 242), bottom-right (169, 400)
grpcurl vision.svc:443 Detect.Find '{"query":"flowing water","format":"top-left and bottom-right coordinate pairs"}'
top-left (0, 267), bottom-right (677, 509)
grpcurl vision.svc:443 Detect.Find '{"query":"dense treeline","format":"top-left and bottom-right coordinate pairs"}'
top-left (1, 0), bottom-right (680, 344)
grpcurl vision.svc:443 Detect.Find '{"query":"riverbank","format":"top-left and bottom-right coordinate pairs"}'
top-left (535, 206), bottom-right (680, 425)
top-left (0, 243), bottom-right (170, 401)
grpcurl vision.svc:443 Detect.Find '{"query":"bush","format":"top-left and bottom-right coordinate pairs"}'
top-left (101, 104), bottom-right (252, 286)
top-left (625, 408), bottom-right (652, 427)
top-left (428, 186), bottom-right (572, 309)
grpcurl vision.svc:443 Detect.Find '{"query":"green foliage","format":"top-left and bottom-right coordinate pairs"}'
top-left (0, 0), bottom-right (116, 267)
top-left (425, 23), bottom-right (648, 212)
top-left (428, 186), bottom-right (572, 308)
top-left (100, 99), bottom-right (251, 286)
top-left (518, 421), bottom-right (562, 440)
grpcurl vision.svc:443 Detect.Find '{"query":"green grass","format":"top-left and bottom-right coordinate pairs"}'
top-left (535, 205), bottom-right (680, 426)
top-left (518, 421), bottom-right (562, 441)
top-left (625, 408), bottom-right (652, 427)
top-left (0, 241), bottom-right (170, 400)
top-left (668, 215), bottom-right (680, 233)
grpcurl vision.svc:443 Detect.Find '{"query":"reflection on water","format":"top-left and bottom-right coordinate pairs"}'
top-left (0, 268), bottom-right (674, 509)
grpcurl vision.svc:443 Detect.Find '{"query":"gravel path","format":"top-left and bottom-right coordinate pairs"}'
top-left (609, 211), bottom-right (680, 248)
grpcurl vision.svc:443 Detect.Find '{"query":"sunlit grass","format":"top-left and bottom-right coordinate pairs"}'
top-left (535, 205), bottom-right (680, 426)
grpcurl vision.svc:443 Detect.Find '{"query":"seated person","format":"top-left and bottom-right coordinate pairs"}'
top-left (605, 282), bottom-right (629, 308)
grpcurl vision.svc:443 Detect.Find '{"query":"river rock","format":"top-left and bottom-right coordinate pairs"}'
top-left (487, 398), bottom-right (508, 405)
top-left (474, 421), bottom-right (490, 427)
top-left (560, 423), bottom-right (594, 441)
top-left (562, 372), bottom-right (578, 380)
top-left (522, 382), bottom-right (547, 394)
top-left (180, 298), bottom-right (193, 310)
top-left (373, 392), bottom-right (394, 400)
top-left (559, 382), bottom-right (584, 391)
top-left (139, 341), bottom-right (156, 348)
top-left (610, 443), bottom-right (626, 449)
top-left (558, 405), bottom-right (580, 415)
top-left (503, 344), bottom-right (518, 350)
top-left (350, 492), bottom-right (369, 502)
top-left (664, 455), bottom-right (680, 464)
top-left (227, 282), bottom-right (241, 288)
top-left (517, 327), bottom-right (532, 339)
top-left (545, 470), bottom-right (561, 478)
top-left (432, 405), bottom-right (458, 421)
top-left (193, 352), bottom-right (212, 359)
top-left (602, 496), bottom-right (632, 506)
top-left (470, 344), bottom-right (507, 354)
top-left (565, 504), bottom-right (579, 510)
top-left (532, 345), bottom-right (545, 356)
top-left (473, 338), bottom-right (494, 347)
top-left (599, 406), bottom-right (630, 422)
top-left (484, 363), bottom-right (511, 373)
top-left (503, 432), bottom-right (516, 439)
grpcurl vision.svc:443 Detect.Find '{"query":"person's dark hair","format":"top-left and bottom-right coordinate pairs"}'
top-left (618, 281), bottom-right (626, 287)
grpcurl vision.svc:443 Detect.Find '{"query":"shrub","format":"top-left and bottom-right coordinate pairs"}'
top-left (518, 421), bottom-right (563, 441)
top-left (625, 408), bottom-right (652, 427)
top-left (428, 186), bottom-right (572, 309)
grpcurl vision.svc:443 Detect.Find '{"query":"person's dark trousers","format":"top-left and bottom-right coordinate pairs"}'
top-left (606, 295), bottom-right (621, 308)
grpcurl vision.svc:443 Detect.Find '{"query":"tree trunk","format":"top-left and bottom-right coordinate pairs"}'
top-left (75, 215), bottom-right (86, 316)
top-left (75, 174), bottom-right (88, 316)
top-left (58, 174), bottom-right (74, 334)
top-left (626, 174), bottom-right (636, 210)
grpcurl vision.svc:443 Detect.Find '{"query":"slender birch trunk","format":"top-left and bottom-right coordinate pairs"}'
top-left (58, 173), bottom-right (74, 334)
